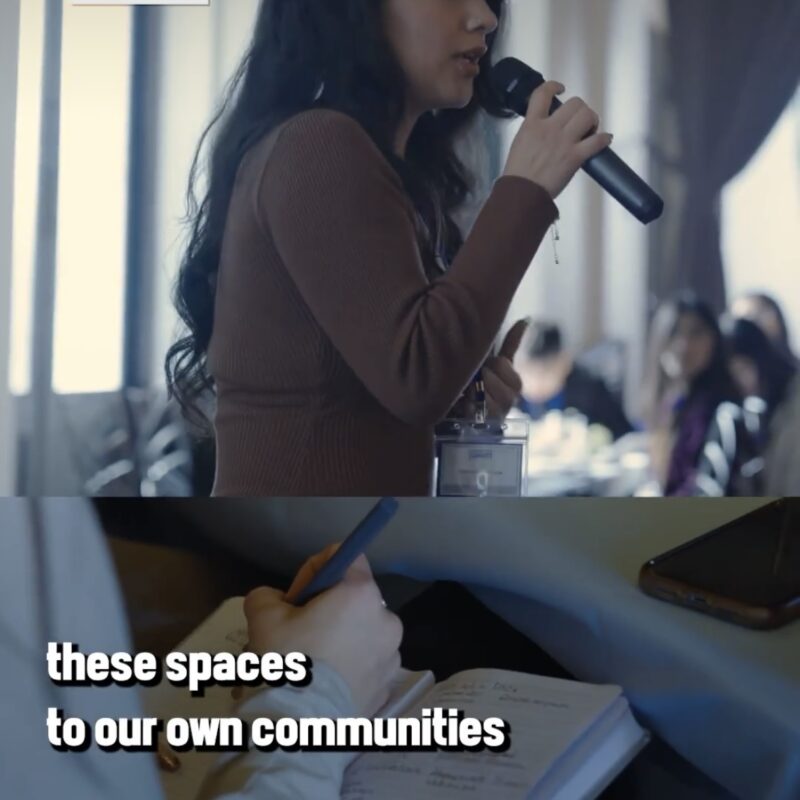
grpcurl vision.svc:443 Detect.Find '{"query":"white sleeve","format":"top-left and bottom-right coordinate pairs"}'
top-left (0, 499), bottom-right (164, 800)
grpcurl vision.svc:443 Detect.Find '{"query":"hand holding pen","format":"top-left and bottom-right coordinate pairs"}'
top-left (157, 499), bottom-right (401, 773)
top-left (242, 498), bottom-right (402, 715)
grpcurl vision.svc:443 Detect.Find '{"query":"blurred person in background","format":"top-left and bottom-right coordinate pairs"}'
top-left (723, 316), bottom-right (796, 425)
top-left (731, 292), bottom-right (796, 364)
top-left (693, 317), bottom-right (797, 496)
top-left (165, 0), bottom-right (612, 496)
top-left (641, 293), bottom-right (736, 496)
top-left (514, 321), bottom-right (632, 441)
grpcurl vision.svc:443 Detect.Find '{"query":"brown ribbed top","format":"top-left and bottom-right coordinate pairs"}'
top-left (208, 109), bottom-right (558, 496)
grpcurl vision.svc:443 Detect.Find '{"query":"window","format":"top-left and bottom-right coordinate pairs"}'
top-left (722, 93), bottom-right (800, 345)
top-left (52, 5), bottom-right (132, 393)
top-left (11, 3), bottom-right (132, 395)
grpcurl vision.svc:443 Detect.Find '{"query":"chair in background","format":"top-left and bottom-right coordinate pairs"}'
top-left (59, 388), bottom-right (193, 497)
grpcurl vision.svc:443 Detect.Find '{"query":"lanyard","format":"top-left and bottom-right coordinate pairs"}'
top-left (473, 370), bottom-right (487, 424)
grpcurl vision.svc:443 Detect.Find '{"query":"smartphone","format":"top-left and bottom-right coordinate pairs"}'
top-left (639, 498), bottom-right (800, 630)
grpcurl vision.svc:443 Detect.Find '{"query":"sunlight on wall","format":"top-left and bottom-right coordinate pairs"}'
top-left (722, 94), bottom-right (799, 348)
top-left (52, 5), bottom-right (131, 393)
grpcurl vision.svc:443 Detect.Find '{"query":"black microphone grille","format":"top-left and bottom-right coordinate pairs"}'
top-left (489, 58), bottom-right (546, 113)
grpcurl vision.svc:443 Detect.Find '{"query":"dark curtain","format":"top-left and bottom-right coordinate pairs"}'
top-left (665, 0), bottom-right (800, 311)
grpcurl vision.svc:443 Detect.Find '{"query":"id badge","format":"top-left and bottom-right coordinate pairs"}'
top-left (434, 418), bottom-right (529, 497)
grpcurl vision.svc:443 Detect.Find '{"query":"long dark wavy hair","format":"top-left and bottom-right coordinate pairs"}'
top-left (641, 292), bottom-right (735, 428)
top-left (165, 0), bottom-right (509, 428)
top-left (736, 292), bottom-right (795, 360)
top-left (721, 316), bottom-right (796, 417)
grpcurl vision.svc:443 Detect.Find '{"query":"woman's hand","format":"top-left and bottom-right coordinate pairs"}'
top-left (503, 81), bottom-right (613, 200)
top-left (242, 545), bottom-right (403, 716)
top-left (455, 319), bottom-right (528, 420)
top-left (482, 320), bottom-right (528, 419)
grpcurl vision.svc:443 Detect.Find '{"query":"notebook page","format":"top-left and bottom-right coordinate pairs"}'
top-left (151, 669), bottom-right (433, 800)
top-left (378, 669), bottom-right (436, 718)
top-left (342, 668), bottom-right (621, 800)
top-left (544, 700), bottom-right (647, 800)
top-left (143, 599), bottom-right (434, 800)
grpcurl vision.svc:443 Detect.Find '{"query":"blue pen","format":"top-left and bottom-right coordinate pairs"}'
top-left (290, 497), bottom-right (399, 606)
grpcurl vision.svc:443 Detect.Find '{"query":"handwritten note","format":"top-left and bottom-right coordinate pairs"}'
top-left (342, 669), bottom-right (620, 800)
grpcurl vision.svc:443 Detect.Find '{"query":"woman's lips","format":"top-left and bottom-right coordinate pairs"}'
top-left (454, 55), bottom-right (481, 77)
top-left (453, 46), bottom-right (486, 78)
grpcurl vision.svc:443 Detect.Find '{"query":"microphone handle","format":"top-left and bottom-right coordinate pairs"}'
top-left (583, 146), bottom-right (664, 226)
top-left (504, 71), bottom-right (664, 224)
top-left (546, 96), bottom-right (663, 224)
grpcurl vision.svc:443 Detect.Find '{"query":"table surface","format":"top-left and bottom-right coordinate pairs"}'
top-left (192, 497), bottom-right (800, 800)
top-left (463, 501), bottom-right (800, 800)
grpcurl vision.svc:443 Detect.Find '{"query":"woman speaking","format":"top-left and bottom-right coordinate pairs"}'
top-left (166, 0), bottom-right (611, 496)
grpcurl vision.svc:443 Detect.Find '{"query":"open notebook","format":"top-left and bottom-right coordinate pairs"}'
top-left (144, 598), bottom-right (648, 800)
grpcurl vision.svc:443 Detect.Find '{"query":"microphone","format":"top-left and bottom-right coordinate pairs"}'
top-left (490, 57), bottom-right (664, 225)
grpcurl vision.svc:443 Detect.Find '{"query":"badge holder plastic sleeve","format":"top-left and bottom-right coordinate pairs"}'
top-left (434, 417), bottom-right (529, 497)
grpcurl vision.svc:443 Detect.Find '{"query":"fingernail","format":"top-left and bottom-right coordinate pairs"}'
top-left (157, 748), bottom-right (181, 773)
